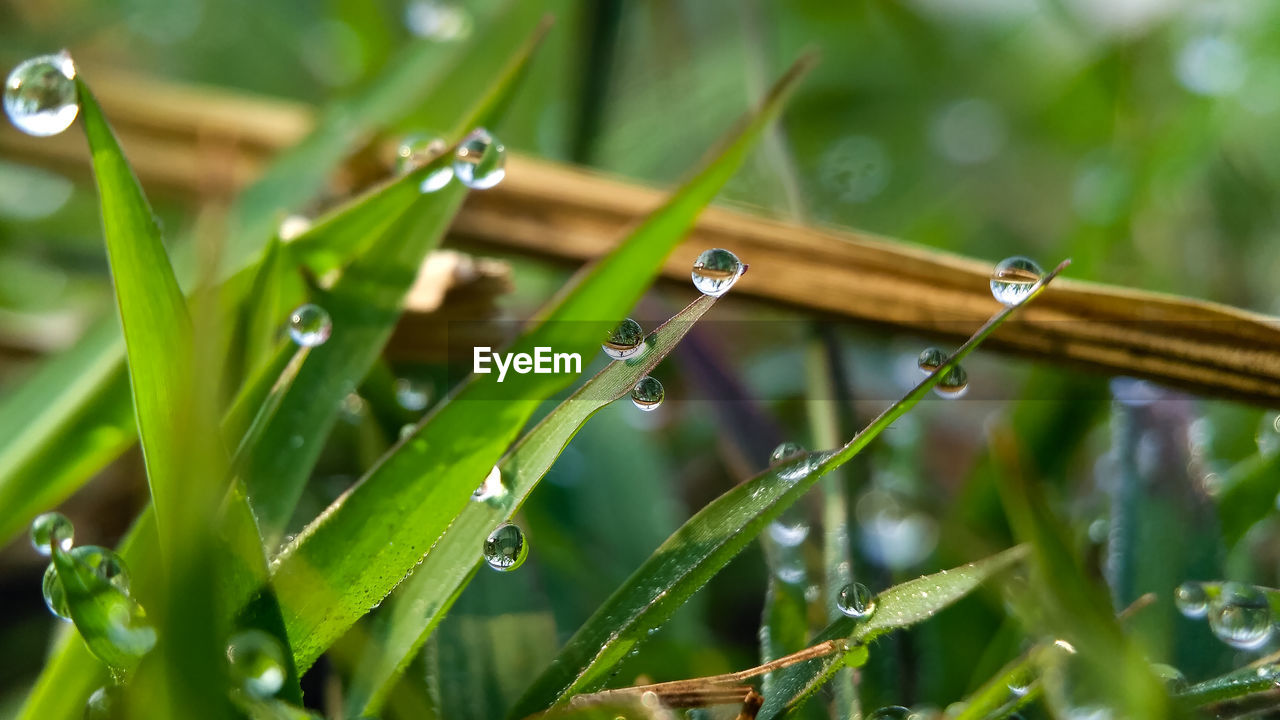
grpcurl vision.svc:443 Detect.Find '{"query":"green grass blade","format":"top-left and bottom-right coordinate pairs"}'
top-left (1176, 664), bottom-right (1277, 708)
top-left (761, 548), bottom-right (1030, 720)
top-left (508, 263), bottom-right (1069, 717)
top-left (270, 54), bottom-right (815, 673)
top-left (346, 295), bottom-right (719, 716)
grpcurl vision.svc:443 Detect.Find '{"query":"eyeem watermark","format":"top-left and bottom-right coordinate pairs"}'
top-left (473, 346), bottom-right (582, 382)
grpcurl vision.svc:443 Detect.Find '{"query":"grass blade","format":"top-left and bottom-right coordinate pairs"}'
top-left (270, 53), bottom-right (815, 672)
top-left (509, 263), bottom-right (1070, 717)
top-left (345, 295), bottom-right (719, 715)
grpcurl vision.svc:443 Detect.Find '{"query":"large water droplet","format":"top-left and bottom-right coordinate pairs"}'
top-left (4, 52), bottom-right (78, 137)
top-left (867, 706), bottom-right (912, 720)
top-left (84, 685), bottom-right (123, 720)
top-left (394, 377), bottom-right (431, 412)
top-left (472, 465), bottom-right (507, 503)
top-left (836, 582), bottom-right (876, 619)
top-left (769, 441), bottom-right (805, 466)
top-left (603, 318), bottom-right (645, 361)
top-left (1208, 582), bottom-right (1274, 650)
top-left (42, 563), bottom-right (70, 621)
top-left (1174, 581), bottom-right (1209, 618)
top-left (934, 365), bottom-right (969, 398)
top-left (630, 377), bottom-right (664, 412)
top-left (30, 511), bottom-right (73, 556)
top-left (287, 304), bottom-right (332, 347)
top-left (452, 128), bottom-right (506, 190)
top-left (989, 256), bottom-right (1043, 307)
top-left (916, 347), bottom-right (946, 375)
top-left (227, 630), bottom-right (287, 699)
top-left (691, 248), bottom-right (745, 297)
top-left (483, 523), bottom-right (528, 572)
top-left (72, 545), bottom-right (130, 593)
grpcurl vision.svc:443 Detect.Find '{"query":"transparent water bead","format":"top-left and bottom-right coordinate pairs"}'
top-left (1174, 581), bottom-right (1209, 618)
top-left (395, 134), bottom-right (454, 193)
top-left (989, 256), bottom-right (1043, 307)
top-left (73, 545), bottom-right (130, 593)
top-left (836, 582), bottom-right (876, 619)
top-left (691, 248), bottom-right (745, 297)
top-left (287, 303), bottom-right (332, 347)
top-left (452, 128), bottom-right (506, 190)
top-left (1151, 663), bottom-right (1187, 691)
top-left (227, 630), bottom-right (287, 699)
top-left (472, 465), bottom-right (507, 503)
top-left (630, 376), bottom-right (664, 412)
top-left (916, 347), bottom-right (946, 375)
top-left (867, 706), bottom-right (912, 720)
top-left (933, 365), bottom-right (969, 398)
top-left (4, 52), bottom-right (79, 137)
top-left (483, 523), bottom-right (528, 572)
top-left (769, 441), bottom-right (805, 466)
top-left (84, 685), bottom-right (123, 720)
top-left (1208, 582), bottom-right (1273, 650)
top-left (603, 318), bottom-right (645, 360)
top-left (1006, 666), bottom-right (1035, 697)
top-left (394, 377), bottom-right (431, 412)
top-left (30, 511), bottom-right (73, 555)
top-left (42, 563), bottom-right (70, 621)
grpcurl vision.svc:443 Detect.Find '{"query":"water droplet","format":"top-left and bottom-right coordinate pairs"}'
top-left (278, 215), bottom-right (311, 241)
top-left (452, 128), bottom-right (506, 190)
top-left (30, 511), bottom-right (73, 555)
top-left (1208, 582), bottom-right (1273, 650)
top-left (836, 582), bottom-right (876, 619)
top-left (769, 441), bottom-right (805, 466)
top-left (1007, 666), bottom-right (1035, 697)
top-left (42, 563), bottom-right (70, 621)
top-left (4, 52), bottom-right (78, 137)
top-left (933, 365), bottom-right (969, 398)
top-left (691, 248), bottom-right (745, 297)
top-left (473, 465), bottom-right (507, 503)
top-left (287, 304), bottom-right (331, 347)
top-left (84, 685), bottom-right (123, 720)
top-left (1151, 663), bottom-right (1186, 691)
top-left (483, 523), bottom-right (528, 572)
top-left (395, 134), bottom-right (454, 193)
top-left (867, 706), bottom-right (912, 720)
top-left (916, 347), bottom-right (946, 375)
top-left (630, 377), bottom-right (664, 412)
top-left (768, 519), bottom-right (809, 547)
top-left (394, 377), bottom-right (431, 412)
top-left (404, 0), bottom-right (471, 41)
top-left (72, 545), bottom-right (130, 593)
top-left (989, 256), bottom-right (1043, 307)
top-left (1175, 582), bottom-right (1209, 618)
top-left (603, 318), bottom-right (645, 360)
top-left (227, 630), bottom-right (287, 699)
top-left (399, 424), bottom-right (415, 440)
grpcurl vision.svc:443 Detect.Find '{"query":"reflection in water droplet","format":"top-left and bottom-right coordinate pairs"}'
top-left (1174, 582), bottom-right (1209, 618)
top-left (4, 52), bottom-right (78, 137)
top-left (72, 545), bottom-right (131, 593)
top-left (227, 630), bottom-right (288, 699)
top-left (603, 318), bottom-right (645, 360)
top-left (473, 465), bottom-right (507, 503)
top-left (394, 377), bottom-right (431, 412)
top-left (916, 347), bottom-right (946, 375)
top-left (630, 376), bottom-right (664, 411)
top-left (30, 511), bottom-right (73, 556)
top-left (1208, 582), bottom-right (1273, 650)
top-left (836, 582), bottom-right (876, 619)
top-left (934, 365), bottom-right (969, 398)
top-left (395, 133), bottom-right (454, 193)
top-left (691, 248), bottom-right (745, 297)
top-left (484, 523), bottom-right (528, 572)
top-left (42, 563), bottom-right (70, 621)
top-left (288, 304), bottom-right (332, 347)
top-left (769, 441), bottom-right (805, 466)
top-left (989, 256), bottom-right (1043, 307)
top-left (453, 128), bottom-right (506, 190)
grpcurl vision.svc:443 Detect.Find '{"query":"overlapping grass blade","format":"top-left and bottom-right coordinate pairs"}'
top-left (270, 53), bottom-right (816, 672)
top-left (508, 263), bottom-right (1070, 717)
top-left (345, 295), bottom-right (719, 716)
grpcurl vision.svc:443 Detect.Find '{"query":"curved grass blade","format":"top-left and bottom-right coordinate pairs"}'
top-left (509, 262), bottom-right (1070, 717)
top-left (270, 53), bottom-right (816, 672)
top-left (761, 547), bottom-right (1029, 720)
top-left (346, 295), bottom-right (719, 716)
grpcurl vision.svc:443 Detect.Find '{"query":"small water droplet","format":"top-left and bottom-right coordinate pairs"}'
top-left (640, 690), bottom-right (661, 709)
top-left (916, 347), bottom-right (946, 375)
top-left (42, 563), bottom-right (70, 621)
top-left (395, 133), bottom-right (454, 193)
top-left (287, 304), bottom-right (331, 347)
top-left (483, 523), bottom-right (528, 572)
top-left (4, 52), bottom-right (78, 137)
top-left (836, 582), bottom-right (876, 619)
top-left (630, 377), bottom-right (664, 411)
top-left (603, 318), bottom-right (645, 360)
top-left (473, 465), bottom-right (507, 503)
top-left (1007, 666), bottom-right (1035, 697)
top-left (30, 511), bottom-right (73, 556)
top-left (1208, 582), bottom-right (1273, 650)
top-left (933, 365), bottom-right (968, 398)
top-left (1151, 663), bottom-right (1186, 691)
top-left (394, 377), bottom-right (431, 412)
top-left (769, 441), bottom-right (805, 466)
top-left (768, 519), bottom-right (809, 547)
top-left (1175, 581), bottom-right (1209, 618)
top-left (867, 706), bottom-right (912, 720)
top-left (278, 215), bottom-right (311, 241)
top-left (404, 0), bottom-right (472, 41)
top-left (452, 128), bottom-right (506, 190)
top-left (72, 545), bottom-right (130, 593)
top-left (84, 684), bottom-right (123, 720)
top-left (227, 630), bottom-right (287, 699)
top-left (691, 248), bottom-right (745, 297)
top-left (989, 256), bottom-right (1043, 307)
top-left (399, 424), bottom-right (415, 440)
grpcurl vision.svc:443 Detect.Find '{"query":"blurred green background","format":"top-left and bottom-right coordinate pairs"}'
top-left (2, 0), bottom-right (1279, 717)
